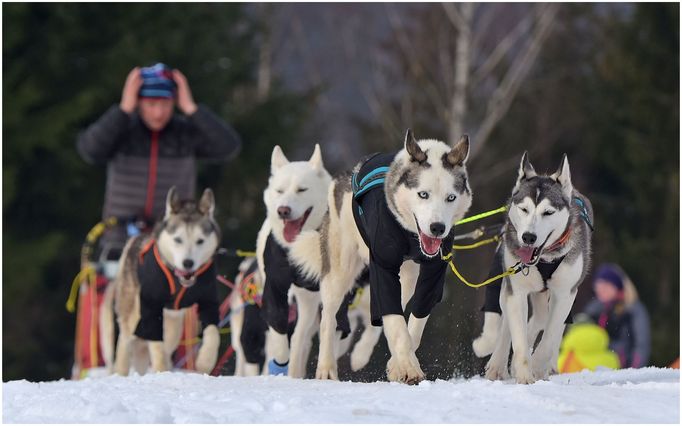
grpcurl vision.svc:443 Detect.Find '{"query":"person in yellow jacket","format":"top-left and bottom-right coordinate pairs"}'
top-left (558, 322), bottom-right (621, 373)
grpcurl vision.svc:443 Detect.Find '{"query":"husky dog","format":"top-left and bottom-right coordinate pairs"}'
top-left (230, 257), bottom-right (268, 376)
top-left (100, 187), bottom-right (221, 375)
top-left (256, 144), bottom-right (332, 378)
top-left (483, 152), bottom-right (594, 384)
top-left (289, 130), bottom-right (472, 383)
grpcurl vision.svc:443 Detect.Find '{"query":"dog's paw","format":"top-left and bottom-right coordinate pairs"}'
top-left (267, 359), bottom-right (289, 376)
top-left (472, 334), bottom-right (496, 358)
top-left (484, 363), bottom-right (509, 381)
top-left (315, 362), bottom-right (339, 380)
top-left (386, 355), bottom-right (424, 385)
top-left (512, 359), bottom-right (535, 385)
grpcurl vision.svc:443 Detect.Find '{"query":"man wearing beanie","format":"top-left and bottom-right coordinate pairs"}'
top-left (77, 63), bottom-right (242, 258)
top-left (582, 263), bottom-right (651, 368)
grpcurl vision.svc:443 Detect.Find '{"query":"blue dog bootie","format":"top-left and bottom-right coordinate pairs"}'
top-left (268, 359), bottom-right (289, 376)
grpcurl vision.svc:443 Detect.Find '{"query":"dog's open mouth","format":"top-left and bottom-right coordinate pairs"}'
top-left (283, 207), bottom-right (312, 243)
top-left (175, 270), bottom-right (196, 287)
top-left (515, 233), bottom-right (553, 266)
top-left (515, 246), bottom-right (540, 265)
top-left (415, 217), bottom-right (443, 257)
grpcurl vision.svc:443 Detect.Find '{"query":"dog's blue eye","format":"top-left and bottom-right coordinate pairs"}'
top-left (196, 239), bottom-right (204, 245)
top-left (446, 194), bottom-right (456, 202)
top-left (174, 237), bottom-right (183, 244)
top-left (543, 210), bottom-right (555, 216)
top-left (297, 187), bottom-right (308, 193)
top-left (418, 191), bottom-right (429, 199)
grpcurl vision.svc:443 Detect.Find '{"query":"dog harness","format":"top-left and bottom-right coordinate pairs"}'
top-left (134, 239), bottom-right (219, 341)
top-left (351, 152), bottom-right (455, 327)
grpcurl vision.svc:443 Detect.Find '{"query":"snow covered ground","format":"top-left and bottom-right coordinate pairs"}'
top-left (3, 367), bottom-right (679, 423)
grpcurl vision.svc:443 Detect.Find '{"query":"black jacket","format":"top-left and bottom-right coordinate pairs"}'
top-left (77, 104), bottom-right (241, 251)
top-left (352, 153), bottom-right (455, 327)
top-left (261, 232), bottom-right (354, 337)
top-left (134, 242), bottom-right (219, 341)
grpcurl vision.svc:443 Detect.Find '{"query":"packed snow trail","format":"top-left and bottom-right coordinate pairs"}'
top-left (3, 368), bottom-right (679, 423)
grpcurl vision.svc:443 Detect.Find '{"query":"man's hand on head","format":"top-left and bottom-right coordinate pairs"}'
top-left (120, 67), bottom-right (142, 114)
top-left (173, 69), bottom-right (198, 116)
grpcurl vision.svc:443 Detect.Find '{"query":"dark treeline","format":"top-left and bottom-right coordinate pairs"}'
top-left (3, 3), bottom-right (678, 381)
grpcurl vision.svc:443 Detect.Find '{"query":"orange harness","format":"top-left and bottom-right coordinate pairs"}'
top-left (138, 239), bottom-right (213, 309)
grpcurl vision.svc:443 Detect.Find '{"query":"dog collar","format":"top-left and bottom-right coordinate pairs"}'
top-left (544, 225), bottom-right (571, 253)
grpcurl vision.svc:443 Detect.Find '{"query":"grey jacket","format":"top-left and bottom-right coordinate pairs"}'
top-left (77, 104), bottom-right (241, 252)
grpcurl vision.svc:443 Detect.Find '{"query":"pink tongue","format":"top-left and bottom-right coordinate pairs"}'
top-left (419, 233), bottom-right (442, 256)
top-left (283, 217), bottom-right (305, 243)
top-left (516, 246), bottom-right (535, 264)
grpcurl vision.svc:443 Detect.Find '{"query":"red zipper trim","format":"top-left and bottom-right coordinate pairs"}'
top-left (144, 131), bottom-right (160, 219)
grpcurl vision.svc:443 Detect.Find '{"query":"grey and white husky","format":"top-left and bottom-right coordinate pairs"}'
top-left (289, 130), bottom-right (472, 383)
top-left (482, 152), bottom-right (594, 384)
top-left (100, 187), bottom-right (221, 375)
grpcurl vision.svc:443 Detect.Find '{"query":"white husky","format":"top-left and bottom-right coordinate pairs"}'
top-left (483, 152), bottom-right (594, 384)
top-left (290, 130), bottom-right (472, 383)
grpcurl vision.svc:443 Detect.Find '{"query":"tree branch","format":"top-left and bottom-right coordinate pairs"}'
top-left (470, 3), bottom-right (560, 159)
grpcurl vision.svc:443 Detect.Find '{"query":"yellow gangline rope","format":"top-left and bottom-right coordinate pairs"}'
top-left (442, 252), bottom-right (522, 288)
top-left (454, 205), bottom-right (507, 226)
top-left (452, 235), bottom-right (500, 251)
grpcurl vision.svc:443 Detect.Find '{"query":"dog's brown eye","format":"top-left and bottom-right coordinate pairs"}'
top-left (297, 187), bottom-right (308, 193)
top-left (276, 189), bottom-right (284, 194)
top-left (196, 239), bottom-right (204, 245)
top-left (174, 237), bottom-right (183, 244)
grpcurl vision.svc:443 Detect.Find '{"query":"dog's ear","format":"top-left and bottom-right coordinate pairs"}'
top-left (446, 134), bottom-right (470, 167)
top-left (404, 129), bottom-right (427, 163)
top-left (308, 143), bottom-right (325, 172)
top-left (513, 151), bottom-right (536, 193)
top-left (551, 154), bottom-right (573, 198)
top-left (271, 145), bottom-right (289, 173)
top-left (198, 188), bottom-right (215, 217)
top-left (165, 186), bottom-right (181, 219)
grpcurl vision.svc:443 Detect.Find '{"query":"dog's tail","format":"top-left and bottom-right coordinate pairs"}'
top-left (99, 279), bottom-right (116, 373)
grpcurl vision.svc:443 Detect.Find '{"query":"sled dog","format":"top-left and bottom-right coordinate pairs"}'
top-left (289, 130), bottom-right (472, 383)
top-left (101, 187), bottom-right (221, 375)
top-left (483, 152), bottom-right (594, 384)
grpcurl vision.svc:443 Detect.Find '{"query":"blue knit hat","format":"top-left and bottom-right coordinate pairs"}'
top-left (593, 263), bottom-right (624, 291)
top-left (139, 63), bottom-right (176, 99)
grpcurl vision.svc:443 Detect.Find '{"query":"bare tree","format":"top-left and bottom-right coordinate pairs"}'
top-left (348, 3), bottom-right (560, 159)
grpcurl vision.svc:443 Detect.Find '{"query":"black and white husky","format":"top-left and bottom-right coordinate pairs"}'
top-left (100, 187), bottom-right (222, 375)
top-left (289, 130), bottom-right (473, 383)
top-left (481, 152), bottom-right (594, 384)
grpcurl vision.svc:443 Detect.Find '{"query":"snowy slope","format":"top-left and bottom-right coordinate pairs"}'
top-left (3, 368), bottom-right (679, 423)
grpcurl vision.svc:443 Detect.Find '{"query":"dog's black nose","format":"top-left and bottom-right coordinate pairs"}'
top-left (430, 222), bottom-right (446, 236)
top-left (522, 232), bottom-right (537, 245)
top-left (277, 206), bottom-right (291, 219)
top-left (183, 259), bottom-right (194, 270)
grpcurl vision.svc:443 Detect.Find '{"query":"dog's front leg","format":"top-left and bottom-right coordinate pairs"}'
top-left (195, 324), bottom-right (220, 374)
top-left (532, 288), bottom-right (576, 380)
top-left (315, 275), bottom-right (347, 380)
top-left (114, 332), bottom-right (133, 376)
top-left (148, 340), bottom-right (168, 372)
top-left (384, 314), bottom-right (424, 384)
top-left (485, 313), bottom-right (511, 381)
top-left (288, 287), bottom-right (320, 378)
top-left (407, 313), bottom-right (429, 351)
top-left (527, 291), bottom-right (549, 352)
top-left (504, 289), bottom-right (534, 384)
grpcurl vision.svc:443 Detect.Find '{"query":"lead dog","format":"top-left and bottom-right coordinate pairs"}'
top-left (290, 130), bottom-right (472, 383)
top-left (483, 152), bottom-right (594, 384)
top-left (100, 187), bottom-right (221, 375)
